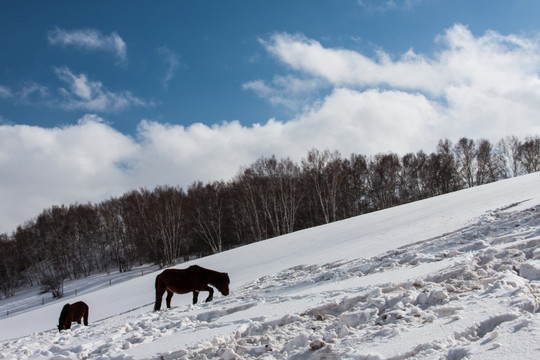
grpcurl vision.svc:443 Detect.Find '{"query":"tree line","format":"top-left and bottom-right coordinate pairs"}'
top-left (1, 135), bottom-right (539, 299)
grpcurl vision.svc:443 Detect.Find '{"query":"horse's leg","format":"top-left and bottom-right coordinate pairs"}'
top-left (204, 286), bottom-right (214, 302)
top-left (192, 290), bottom-right (199, 304)
top-left (83, 310), bottom-right (88, 326)
top-left (166, 290), bottom-right (174, 308)
top-left (154, 277), bottom-right (166, 311)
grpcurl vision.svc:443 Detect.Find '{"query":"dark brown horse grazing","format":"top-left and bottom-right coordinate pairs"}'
top-left (154, 265), bottom-right (230, 311)
top-left (57, 301), bottom-right (89, 331)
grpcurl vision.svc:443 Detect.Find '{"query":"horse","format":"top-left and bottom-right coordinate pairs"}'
top-left (57, 301), bottom-right (89, 331)
top-left (154, 265), bottom-right (230, 311)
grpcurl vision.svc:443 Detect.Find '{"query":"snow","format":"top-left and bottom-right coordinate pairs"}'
top-left (1, 172), bottom-right (540, 359)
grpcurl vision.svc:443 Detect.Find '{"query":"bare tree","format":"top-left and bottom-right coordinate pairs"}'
top-left (3, 134), bottom-right (540, 298)
top-left (187, 181), bottom-right (227, 254)
top-left (342, 153), bottom-right (369, 216)
top-left (35, 206), bottom-right (73, 281)
top-left (367, 153), bottom-right (401, 210)
top-left (434, 139), bottom-right (460, 194)
top-left (233, 156), bottom-right (303, 240)
top-left (301, 149), bottom-right (347, 223)
top-left (12, 222), bottom-right (42, 287)
top-left (127, 189), bottom-right (163, 264)
top-left (153, 186), bottom-right (186, 266)
top-left (475, 139), bottom-right (497, 185)
top-left (519, 136), bottom-right (540, 173)
top-left (119, 187), bottom-right (186, 267)
top-left (233, 167), bottom-right (268, 242)
top-left (66, 203), bottom-right (103, 276)
top-left (254, 156), bottom-right (303, 235)
top-left (0, 234), bottom-right (20, 298)
top-left (400, 151), bottom-right (430, 203)
top-left (495, 136), bottom-right (521, 177)
top-left (454, 137), bottom-right (476, 188)
top-left (98, 199), bottom-right (134, 272)
top-left (39, 271), bottom-right (64, 298)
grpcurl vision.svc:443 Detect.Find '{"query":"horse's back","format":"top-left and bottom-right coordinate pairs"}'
top-left (71, 301), bottom-right (89, 318)
top-left (72, 301), bottom-right (88, 311)
top-left (158, 268), bottom-right (188, 282)
top-left (158, 268), bottom-right (194, 293)
top-left (159, 265), bottom-right (209, 277)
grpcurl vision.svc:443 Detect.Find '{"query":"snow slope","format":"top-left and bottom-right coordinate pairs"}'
top-left (1, 172), bottom-right (540, 359)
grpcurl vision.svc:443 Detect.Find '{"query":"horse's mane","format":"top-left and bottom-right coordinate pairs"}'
top-left (59, 303), bottom-right (70, 325)
top-left (189, 265), bottom-right (229, 286)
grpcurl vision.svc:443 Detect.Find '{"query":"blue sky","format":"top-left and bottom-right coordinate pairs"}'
top-left (3, 0), bottom-right (538, 132)
top-left (2, 0), bottom-right (540, 233)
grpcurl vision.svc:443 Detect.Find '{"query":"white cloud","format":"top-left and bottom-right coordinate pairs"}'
top-left (48, 27), bottom-right (127, 65)
top-left (258, 32), bottom-right (440, 93)
top-left (54, 67), bottom-right (150, 111)
top-left (0, 116), bottom-right (294, 233)
top-left (0, 115), bottom-right (139, 233)
top-left (19, 83), bottom-right (49, 102)
top-left (3, 24), bottom-right (540, 234)
top-left (260, 25), bottom-right (540, 98)
top-left (0, 85), bottom-right (13, 98)
top-left (243, 75), bottom-right (324, 111)
top-left (358, 0), bottom-right (423, 13)
top-left (287, 88), bottom-right (441, 155)
top-left (0, 103), bottom-right (436, 233)
top-left (0, 83), bottom-right (49, 104)
top-left (156, 46), bottom-right (181, 89)
top-left (1, 71), bottom-right (148, 111)
top-left (248, 24), bottom-right (540, 145)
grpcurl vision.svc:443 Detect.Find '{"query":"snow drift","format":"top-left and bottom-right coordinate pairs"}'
top-left (1, 172), bottom-right (540, 359)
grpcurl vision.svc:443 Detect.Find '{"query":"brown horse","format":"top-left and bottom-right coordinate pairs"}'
top-left (154, 265), bottom-right (230, 311)
top-left (57, 301), bottom-right (89, 331)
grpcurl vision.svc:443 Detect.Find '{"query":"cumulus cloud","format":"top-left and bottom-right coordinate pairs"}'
top-left (260, 25), bottom-right (540, 98)
top-left (0, 116), bottom-right (294, 233)
top-left (0, 115), bottom-right (139, 233)
top-left (3, 24), bottom-right (540, 233)
top-left (54, 67), bottom-right (150, 111)
top-left (48, 27), bottom-right (128, 65)
top-left (249, 24), bottom-right (540, 145)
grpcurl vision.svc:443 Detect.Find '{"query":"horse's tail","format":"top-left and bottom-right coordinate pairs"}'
top-left (83, 303), bottom-right (89, 326)
top-left (154, 272), bottom-right (163, 311)
top-left (155, 273), bottom-right (162, 294)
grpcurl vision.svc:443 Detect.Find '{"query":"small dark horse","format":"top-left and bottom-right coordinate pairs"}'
top-left (57, 301), bottom-right (89, 331)
top-left (154, 265), bottom-right (230, 311)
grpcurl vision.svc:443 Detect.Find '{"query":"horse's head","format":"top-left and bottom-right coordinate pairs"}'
top-left (58, 303), bottom-right (70, 331)
top-left (217, 272), bottom-right (230, 296)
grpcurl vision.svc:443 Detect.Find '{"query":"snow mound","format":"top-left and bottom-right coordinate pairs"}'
top-left (1, 173), bottom-right (540, 359)
top-left (519, 260), bottom-right (540, 280)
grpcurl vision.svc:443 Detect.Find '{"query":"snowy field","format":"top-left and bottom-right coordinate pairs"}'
top-left (1, 172), bottom-right (540, 359)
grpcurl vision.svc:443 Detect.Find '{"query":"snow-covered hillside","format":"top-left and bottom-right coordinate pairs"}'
top-left (1, 172), bottom-right (540, 359)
